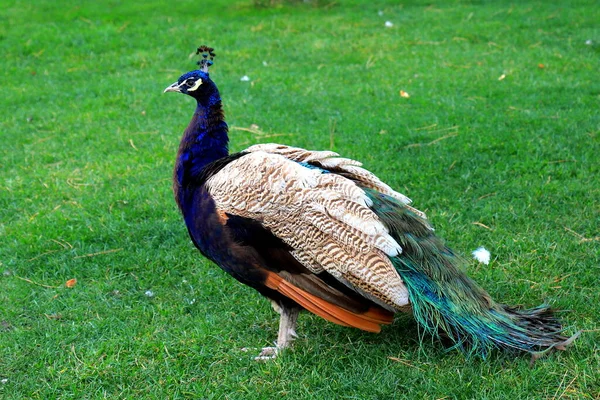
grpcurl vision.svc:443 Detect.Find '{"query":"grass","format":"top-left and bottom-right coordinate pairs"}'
top-left (1, 0), bottom-right (599, 398)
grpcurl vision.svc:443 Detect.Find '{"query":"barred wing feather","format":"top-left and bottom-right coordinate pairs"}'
top-left (245, 144), bottom-right (427, 219)
top-left (205, 150), bottom-right (411, 311)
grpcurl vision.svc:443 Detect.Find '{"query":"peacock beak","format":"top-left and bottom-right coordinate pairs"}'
top-left (164, 81), bottom-right (182, 93)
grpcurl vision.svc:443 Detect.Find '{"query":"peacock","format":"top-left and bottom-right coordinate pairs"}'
top-left (164, 46), bottom-right (577, 361)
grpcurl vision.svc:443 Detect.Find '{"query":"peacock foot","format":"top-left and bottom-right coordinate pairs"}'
top-left (254, 346), bottom-right (279, 361)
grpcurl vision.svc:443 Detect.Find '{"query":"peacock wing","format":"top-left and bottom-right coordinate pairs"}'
top-left (245, 143), bottom-right (427, 219)
top-left (205, 150), bottom-right (411, 313)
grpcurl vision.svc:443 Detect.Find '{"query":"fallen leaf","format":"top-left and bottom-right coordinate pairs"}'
top-left (498, 74), bottom-right (506, 81)
top-left (400, 90), bottom-right (410, 98)
top-left (538, 63), bottom-right (545, 69)
top-left (65, 278), bottom-right (77, 288)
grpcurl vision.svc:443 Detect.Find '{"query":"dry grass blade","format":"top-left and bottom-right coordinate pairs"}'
top-left (404, 133), bottom-right (458, 149)
top-left (387, 356), bottom-right (424, 371)
top-left (15, 276), bottom-right (60, 289)
top-left (472, 222), bottom-right (492, 230)
top-left (564, 227), bottom-right (600, 243)
top-left (230, 125), bottom-right (293, 140)
top-left (73, 248), bottom-right (123, 259)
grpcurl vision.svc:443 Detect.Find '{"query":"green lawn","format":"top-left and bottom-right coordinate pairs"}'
top-left (1, 0), bottom-right (599, 398)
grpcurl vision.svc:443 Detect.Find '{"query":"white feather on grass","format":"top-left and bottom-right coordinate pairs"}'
top-left (472, 246), bottom-right (491, 265)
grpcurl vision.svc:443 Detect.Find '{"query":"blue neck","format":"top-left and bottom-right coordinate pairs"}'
top-left (174, 95), bottom-right (229, 196)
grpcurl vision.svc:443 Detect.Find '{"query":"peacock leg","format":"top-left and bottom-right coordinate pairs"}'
top-left (255, 302), bottom-right (300, 360)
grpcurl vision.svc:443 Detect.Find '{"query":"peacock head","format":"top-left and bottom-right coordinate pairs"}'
top-left (164, 46), bottom-right (219, 102)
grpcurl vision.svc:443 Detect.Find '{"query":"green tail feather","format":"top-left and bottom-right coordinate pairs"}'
top-left (365, 188), bottom-right (578, 358)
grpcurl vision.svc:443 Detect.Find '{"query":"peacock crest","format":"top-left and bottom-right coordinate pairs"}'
top-left (196, 45), bottom-right (215, 73)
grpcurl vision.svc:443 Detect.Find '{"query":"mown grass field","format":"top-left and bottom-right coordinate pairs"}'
top-left (1, 0), bottom-right (599, 398)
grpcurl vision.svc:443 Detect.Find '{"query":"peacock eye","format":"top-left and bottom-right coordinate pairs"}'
top-left (185, 79), bottom-right (195, 87)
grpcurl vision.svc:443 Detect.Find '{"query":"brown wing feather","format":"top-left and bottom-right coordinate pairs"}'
top-left (265, 271), bottom-right (393, 333)
top-left (206, 151), bottom-right (410, 311)
top-left (245, 143), bottom-right (427, 219)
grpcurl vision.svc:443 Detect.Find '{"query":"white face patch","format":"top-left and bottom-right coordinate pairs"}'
top-left (186, 78), bottom-right (203, 92)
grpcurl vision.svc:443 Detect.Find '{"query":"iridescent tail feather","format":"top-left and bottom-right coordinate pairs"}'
top-left (365, 188), bottom-right (579, 360)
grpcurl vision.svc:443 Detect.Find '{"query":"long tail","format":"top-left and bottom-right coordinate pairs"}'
top-left (365, 189), bottom-right (579, 359)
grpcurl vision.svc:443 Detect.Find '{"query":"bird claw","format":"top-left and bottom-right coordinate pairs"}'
top-left (247, 306), bottom-right (300, 361)
top-left (254, 346), bottom-right (279, 361)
